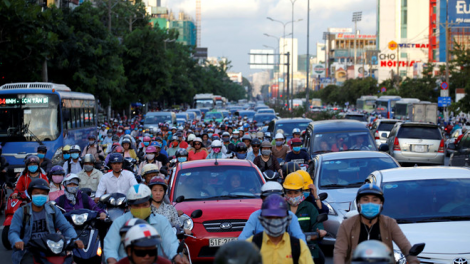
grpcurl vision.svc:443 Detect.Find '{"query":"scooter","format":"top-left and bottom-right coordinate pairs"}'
top-left (99, 193), bottom-right (127, 221)
top-left (27, 233), bottom-right (76, 264)
top-left (2, 191), bottom-right (29, 250)
top-left (175, 209), bottom-right (203, 264)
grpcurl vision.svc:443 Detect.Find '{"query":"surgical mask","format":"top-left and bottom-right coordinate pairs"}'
top-left (232, 135), bottom-right (239, 139)
top-left (208, 133), bottom-right (213, 138)
top-left (178, 157), bottom-right (187, 162)
top-left (213, 148), bottom-right (221, 154)
top-left (52, 175), bottom-right (64, 184)
top-left (37, 153), bottom-right (45, 159)
top-left (67, 186), bottom-right (79, 194)
top-left (222, 137), bottom-right (230, 142)
top-left (303, 191), bottom-right (310, 198)
top-left (360, 203), bottom-right (382, 219)
top-left (32, 194), bottom-right (48, 207)
top-left (285, 194), bottom-right (305, 206)
top-left (293, 146), bottom-right (301, 152)
top-left (28, 165), bottom-right (38, 173)
top-left (63, 154), bottom-right (70, 160)
top-left (131, 207), bottom-right (152, 220)
top-left (139, 129), bottom-right (142, 132)
top-left (89, 141), bottom-right (95, 145)
top-left (144, 142), bottom-right (149, 147)
top-left (262, 149), bottom-right (272, 156)
top-left (84, 165), bottom-right (94, 172)
top-left (146, 154), bottom-right (155, 160)
top-left (275, 141), bottom-right (284, 147)
top-left (71, 153), bottom-right (79, 160)
top-left (258, 216), bottom-right (290, 238)
top-left (236, 153), bottom-right (247, 159)
top-left (118, 129), bottom-right (123, 133)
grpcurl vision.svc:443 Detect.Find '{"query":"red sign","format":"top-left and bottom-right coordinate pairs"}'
top-left (441, 82), bottom-right (448, 90)
top-left (380, 60), bottom-right (416, 67)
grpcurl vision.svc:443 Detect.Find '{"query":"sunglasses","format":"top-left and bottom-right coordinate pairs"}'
top-left (133, 248), bottom-right (157, 257)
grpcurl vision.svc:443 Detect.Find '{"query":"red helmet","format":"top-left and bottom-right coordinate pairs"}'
top-left (148, 177), bottom-right (168, 193)
top-left (114, 146), bottom-right (124, 153)
top-left (143, 136), bottom-right (151, 142)
top-left (146, 146), bottom-right (157, 154)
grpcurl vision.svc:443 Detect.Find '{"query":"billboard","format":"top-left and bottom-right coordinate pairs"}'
top-left (249, 49), bottom-right (275, 69)
top-left (312, 64), bottom-right (326, 77)
top-left (227, 72), bottom-right (242, 83)
top-left (336, 34), bottom-right (376, 39)
top-left (328, 28), bottom-right (353, 33)
top-left (449, 0), bottom-right (470, 27)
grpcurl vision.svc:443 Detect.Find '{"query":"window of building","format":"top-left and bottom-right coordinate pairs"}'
top-left (401, 52), bottom-right (408, 59)
top-left (401, 0), bottom-right (408, 39)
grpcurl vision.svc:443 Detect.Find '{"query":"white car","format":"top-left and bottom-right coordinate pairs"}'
top-left (350, 167), bottom-right (470, 263)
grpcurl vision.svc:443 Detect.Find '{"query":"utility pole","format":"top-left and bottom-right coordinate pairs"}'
top-left (286, 52), bottom-right (290, 109)
top-left (352, 12), bottom-right (362, 71)
top-left (290, 0), bottom-right (297, 111)
top-left (397, 45), bottom-right (400, 89)
top-left (305, 0), bottom-right (310, 111)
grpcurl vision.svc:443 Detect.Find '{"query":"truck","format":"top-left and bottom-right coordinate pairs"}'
top-left (408, 102), bottom-right (438, 124)
top-left (394, 98), bottom-right (420, 120)
top-left (214, 95), bottom-right (226, 109)
top-left (193, 93), bottom-right (214, 109)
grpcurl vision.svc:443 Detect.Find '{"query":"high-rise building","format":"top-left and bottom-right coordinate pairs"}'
top-left (279, 38), bottom-right (298, 75)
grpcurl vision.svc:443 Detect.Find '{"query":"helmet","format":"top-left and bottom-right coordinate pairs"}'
top-left (356, 183), bottom-right (384, 204)
top-left (193, 137), bottom-right (202, 143)
top-left (142, 164), bottom-right (160, 177)
top-left (146, 146), bottom-right (157, 154)
top-left (37, 145), bottom-right (47, 152)
top-left (148, 177), bottom-right (168, 193)
top-left (187, 134), bottom-right (196, 141)
top-left (70, 145), bottom-right (81, 153)
top-left (176, 148), bottom-right (188, 157)
top-left (108, 153), bottom-right (124, 163)
top-left (296, 170), bottom-right (313, 190)
top-left (283, 172), bottom-right (304, 190)
top-left (125, 129), bottom-right (131, 135)
top-left (25, 155), bottom-right (40, 166)
top-left (122, 138), bottom-right (132, 145)
top-left (261, 140), bottom-right (272, 148)
top-left (214, 240), bottom-right (262, 264)
top-left (222, 131), bottom-right (230, 137)
top-left (352, 240), bottom-right (394, 264)
top-left (236, 142), bottom-right (248, 152)
top-left (264, 132), bottom-right (272, 139)
top-left (63, 173), bottom-right (81, 186)
top-left (28, 178), bottom-right (50, 195)
top-left (262, 170), bottom-right (279, 181)
top-left (233, 129), bottom-right (239, 135)
top-left (241, 134), bottom-right (252, 142)
top-left (251, 138), bottom-right (261, 146)
top-left (281, 162), bottom-right (300, 177)
top-left (260, 181), bottom-right (283, 197)
top-left (83, 154), bottom-right (95, 164)
top-left (292, 128), bottom-right (301, 135)
top-left (114, 146), bottom-right (124, 153)
top-left (291, 138), bottom-right (302, 146)
top-left (211, 140), bottom-right (222, 148)
top-left (119, 218), bottom-right (147, 237)
top-left (260, 194), bottom-right (288, 217)
top-left (274, 133), bottom-right (284, 140)
top-left (124, 223), bottom-right (161, 248)
top-left (112, 135), bottom-right (120, 142)
top-left (63, 145), bottom-right (71, 152)
top-left (143, 136), bottom-right (151, 142)
top-left (88, 134), bottom-right (96, 140)
top-left (48, 165), bottom-right (65, 177)
top-left (127, 184), bottom-right (152, 205)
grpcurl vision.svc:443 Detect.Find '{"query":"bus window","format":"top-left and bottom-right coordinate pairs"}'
top-left (90, 108), bottom-right (95, 125)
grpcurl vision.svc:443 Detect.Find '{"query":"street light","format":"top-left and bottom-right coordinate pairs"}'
top-left (352, 11), bottom-right (362, 66)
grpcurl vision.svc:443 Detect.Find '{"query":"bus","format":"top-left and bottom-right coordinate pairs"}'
top-left (394, 98), bottom-right (420, 120)
top-left (375, 96), bottom-right (402, 119)
top-left (0, 82), bottom-right (97, 176)
top-left (193, 93), bottom-right (215, 109)
top-left (356, 95), bottom-right (378, 113)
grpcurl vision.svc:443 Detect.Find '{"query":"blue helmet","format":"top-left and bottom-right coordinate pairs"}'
top-left (260, 194), bottom-right (288, 217)
top-left (48, 165), bottom-right (65, 177)
top-left (108, 153), bottom-right (124, 164)
top-left (125, 129), bottom-right (131, 135)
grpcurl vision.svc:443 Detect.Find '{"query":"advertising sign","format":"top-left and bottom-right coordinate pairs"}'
top-left (449, 0), bottom-right (470, 27)
top-left (336, 34), bottom-right (376, 39)
top-left (249, 49), bottom-right (274, 70)
top-left (388, 40), bottom-right (429, 50)
top-left (328, 28), bottom-right (353, 33)
top-left (312, 64), bottom-right (326, 77)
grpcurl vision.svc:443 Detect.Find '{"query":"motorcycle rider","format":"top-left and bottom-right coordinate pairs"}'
top-left (221, 132), bottom-right (235, 155)
top-left (36, 145), bottom-right (52, 175)
top-left (296, 170), bottom-right (328, 214)
top-left (334, 183), bottom-right (419, 264)
top-left (231, 130), bottom-right (241, 145)
top-left (253, 141), bottom-right (282, 175)
top-left (77, 154), bottom-right (103, 192)
top-left (188, 137), bottom-right (208, 161)
top-left (167, 136), bottom-right (180, 158)
top-left (272, 133), bottom-right (290, 161)
top-left (48, 165), bottom-right (65, 201)
top-left (141, 164), bottom-right (164, 184)
top-left (122, 138), bottom-right (139, 160)
top-left (175, 148), bottom-right (189, 163)
top-left (82, 135), bottom-right (105, 162)
top-left (102, 130), bottom-right (115, 151)
top-left (246, 138), bottom-right (261, 162)
top-left (206, 140), bottom-right (226, 159)
top-left (104, 184), bottom-right (185, 264)
top-left (12, 156), bottom-right (49, 199)
top-left (9, 179), bottom-right (84, 264)
top-left (241, 134), bottom-right (253, 152)
top-left (285, 138), bottom-right (310, 164)
top-left (287, 128), bottom-right (302, 150)
top-left (234, 142), bottom-right (248, 160)
top-left (148, 177), bottom-right (182, 229)
top-left (138, 146), bottom-right (164, 176)
top-left (63, 145), bottom-right (82, 174)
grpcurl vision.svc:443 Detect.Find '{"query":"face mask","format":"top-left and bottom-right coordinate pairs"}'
top-left (275, 141), bottom-right (284, 147)
top-left (178, 157), bottom-right (187, 162)
top-left (232, 136), bottom-right (238, 139)
top-left (258, 216), bottom-right (290, 238)
top-left (28, 165), bottom-right (38, 173)
top-left (63, 154), bottom-right (70, 160)
top-left (144, 142), bottom-right (149, 147)
top-left (208, 133), bottom-right (213, 138)
top-left (37, 153), bottom-right (45, 159)
top-left (285, 194), bottom-right (305, 206)
top-left (131, 207), bottom-right (152, 220)
top-left (107, 134), bottom-right (113, 138)
top-left (84, 165), bottom-right (94, 172)
top-left (293, 146), bottom-right (301, 152)
top-left (71, 153), bottom-right (79, 160)
top-left (303, 191), bottom-right (310, 198)
top-left (67, 186), bottom-right (79, 194)
top-left (222, 137), bottom-right (230, 142)
top-left (146, 154), bottom-right (155, 160)
top-left (213, 148), bottom-right (221, 154)
top-left (236, 153), bottom-right (247, 159)
top-left (52, 175), bottom-right (64, 184)
top-left (89, 141), bottom-right (95, 145)
top-left (32, 194), bottom-right (48, 207)
top-left (118, 130), bottom-right (123, 133)
top-left (139, 129), bottom-right (142, 132)
top-left (360, 203), bottom-right (382, 219)
top-left (262, 149), bottom-right (272, 156)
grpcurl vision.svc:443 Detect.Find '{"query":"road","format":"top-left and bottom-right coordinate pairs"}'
top-left (0, 157), bottom-right (451, 263)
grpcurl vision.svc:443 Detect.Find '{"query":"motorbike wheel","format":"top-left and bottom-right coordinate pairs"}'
top-left (2, 226), bottom-right (11, 250)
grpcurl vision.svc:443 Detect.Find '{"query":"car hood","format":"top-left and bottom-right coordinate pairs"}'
top-left (174, 199), bottom-right (262, 223)
top-left (323, 188), bottom-right (358, 203)
top-left (398, 221), bottom-right (470, 254)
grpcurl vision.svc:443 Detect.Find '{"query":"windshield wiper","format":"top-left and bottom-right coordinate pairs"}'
top-left (206, 193), bottom-right (256, 200)
top-left (347, 182), bottom-right (365, 187)
top-left (321, 184), bottom-right (347, 188)
top-left (416, 216), bottom-right (470, 223)
top-left (22, 123), bottom-right (43, 144)
top-left (395, 219), bottom-right (415, 224)
top-left (313, 150), bottom-right (332, 154)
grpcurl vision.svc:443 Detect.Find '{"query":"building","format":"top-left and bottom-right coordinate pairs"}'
top-left (315, 43), bottom-right (326, 64)
top-left (279, 38), bottom-right (298, 75)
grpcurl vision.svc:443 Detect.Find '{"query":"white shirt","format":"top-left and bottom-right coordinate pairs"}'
top-left (95, 170), bottom-right (138, 197)
top-left (63, 159), bottom-right (82, 175)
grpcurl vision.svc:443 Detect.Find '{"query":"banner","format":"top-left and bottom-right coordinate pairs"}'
top-left (449, 0), bottom-right (470, 27)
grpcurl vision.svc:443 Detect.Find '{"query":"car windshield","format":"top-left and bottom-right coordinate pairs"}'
top-left (275, 122), bottom-right (310, 137)
top-left (145, 114), bottom-right (172, 124)
top-left (173, 166), bottom-right (264, 201)
top-left (398, 126), bottom-right (441, 140)
top-left (312, 131), bottom-right (377, 153)
top-left (0, 94), bottom-right (60, 142)
top-left (319, 157), bottom-right (398, 188)
top-left (378, 122), bottom-right (396, 131)
top-left (176, 114), bottom-right (187, 120)
top-left (205, 112), bottom-right (223, 119)
top-left (382, 179), bottom-right (470, 223)
top-left (258, 109), bottom-right (274, 114)
top-left (239, 112), bottom-right (255, 119)
top-left (254, 114), bottom-right (276, 123)
top-left (345, 115), bottom-right (365, 122)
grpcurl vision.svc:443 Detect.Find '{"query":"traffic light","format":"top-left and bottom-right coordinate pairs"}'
top-left (280, 95), bottom-right (282, 98)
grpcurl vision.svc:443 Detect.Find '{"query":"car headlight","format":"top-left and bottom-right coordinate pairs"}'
top-left (71, 213), bottom-right (88, 226)
top-left (179, 214), bottom-right (194, 230)
top-left (394, 250), bottom-right (406, 264)
top-left (116, 197), bottom-right (126, 206)
top-left (324, 202), bottom-right (337, 216)
top-left (47, 239), bottom-right (64, 254)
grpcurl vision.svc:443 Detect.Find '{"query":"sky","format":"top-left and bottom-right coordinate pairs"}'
top-left (162, 0), bottom-right (377, 78)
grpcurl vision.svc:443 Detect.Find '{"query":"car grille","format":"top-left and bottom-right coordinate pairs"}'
top-left (202, 219), bottom-right (246, 232)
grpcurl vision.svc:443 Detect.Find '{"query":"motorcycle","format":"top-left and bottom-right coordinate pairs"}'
top-left (174, 209), bottom-right (202, 264)
top-left (99, 193), bottom-right (127, 221)
top-left (27, 233), bottom-right (76, 264)
top-left (2, 191), bottom-right (30, 250)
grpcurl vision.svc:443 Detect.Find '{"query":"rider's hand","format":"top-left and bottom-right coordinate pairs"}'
top-left (107, 258), bottom-right (118, 264)
top-left (173, 254), bottom-right (189, 264)
top-left (75, 240), bottom-right (84, 249)
top-left (11, 193), bottom-right (18, 199)
top-left (184, 229), bottom-right (192, 235)
top-left (177, 210), bottom-right (184, 217)
top-left (94, 197), bottom-right (100, 203)
top-left (308, 184), bottom-right (317, 195)
top-left (318, 228), bottom-right (327, 237)
top-left (99, 212), bottom-right (107, 220)
top-left (15, 241), bottom-right (24, 250)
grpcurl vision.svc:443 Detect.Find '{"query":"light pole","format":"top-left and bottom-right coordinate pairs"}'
top-left (352, 11), bottom-right (362, 67)
top-left (306, 0), bottom-right (310, 111)
top-left (290, 0), bottom-right (298, 110)
top-left (263, 45), bottom-right (276, 99)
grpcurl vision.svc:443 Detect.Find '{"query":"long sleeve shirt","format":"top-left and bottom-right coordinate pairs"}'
top-left (95, 170), bottom-right (138, 198)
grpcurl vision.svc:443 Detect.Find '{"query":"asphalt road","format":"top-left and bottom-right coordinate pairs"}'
top-left (0, 157), bottom-right (451, 263)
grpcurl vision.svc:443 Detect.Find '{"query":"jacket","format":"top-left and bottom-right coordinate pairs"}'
top-left (8, 202), bottom-right (77, 264)
top-left (39, 158), bottom-right (53, 174)
top-left (333, 214), bottom-right (419, 264)
top-left (290, 201), bottom-right (324, 258)
top-left (13, 173), bottom-right (49, 195)
top-left (55, 191), bottom-right (105, 214)
top-left (253, 155), bottom-right (281, 173)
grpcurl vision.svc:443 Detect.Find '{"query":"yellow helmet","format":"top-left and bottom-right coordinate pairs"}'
top-left (63, 145), bottom-right (71, 152)
top-left (296, 170), bottom-right (313, 190)
top-left (283, 172), bottom-right (304, 190)
top-left (142, 164), bottom-right (160, 177)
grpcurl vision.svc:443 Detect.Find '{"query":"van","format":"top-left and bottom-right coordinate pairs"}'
top-left (143, 112), bottom-right (176, 130)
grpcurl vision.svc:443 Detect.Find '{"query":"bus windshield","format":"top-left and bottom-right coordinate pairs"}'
top-left (395, 103), bottom-right (408, 118)
top-left (0, 94), bottom-right (60, 142)
top-left (196, 99), bottom-right (213, 109)
top-left (376, 101), bottom-right (389, 111)
top-left (363, 100), bottom-right (376, 111)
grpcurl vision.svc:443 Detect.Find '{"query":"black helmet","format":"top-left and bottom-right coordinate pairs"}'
top-left (356, 183), bottom-right (384, 204)
top-left (28, 178), bottom-right (50, 195)
top-left (214, 240), bottom-right (262, 264)
top-left (108, 153), bottom-right (124, 164)
top-left (251, 138), bottom-right (261, 146)
top-left (25, 155), bottom-right (40, 166)
top-left (37, 145), bottom-right (47, 152)
top-left (281, 162), bottom-right (300, 178)
top-left (176, 148), bottom-right (188, 157)
top-left (112, 135), bottom-right (120, 142)
top-left (236, 142), bottom-right (248, 152)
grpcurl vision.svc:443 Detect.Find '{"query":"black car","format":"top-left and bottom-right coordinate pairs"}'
top-left (448, 130), bottom-right (470, 167)
top-left (267, 118), bottom-right (311, 141)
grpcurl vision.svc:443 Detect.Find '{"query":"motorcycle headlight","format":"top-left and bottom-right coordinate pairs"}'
top-left (71, 213), bottom-right (89, 226)
top-left (179, 214), bottom-right (194, 230)
top-left (324, 202), bottom-right (337, 216)
top-left (109, 197), bottom-right (116, 206)
top-left (394, 250), bottom-right (406, 264)
top-left (116, 197), bottom-right (126, 206)
top-left (47, 239), bottom-right (64, 254)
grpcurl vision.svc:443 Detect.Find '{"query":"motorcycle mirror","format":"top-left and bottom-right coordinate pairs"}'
top-left (50, 201), bottom-right (57, 206)
top-left (175, 195), bottom-right (185, 203)
top-left (190, 209), bottom-right (203, 219)
top-left (409, 243), bottom-right (425, 256)
top-left (316, 213), bottom-right (328, 224)
top-left (318, 192), bottom-right (328, 201)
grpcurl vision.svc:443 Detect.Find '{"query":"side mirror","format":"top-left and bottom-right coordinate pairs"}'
top-left (318, 192), bottom-right (328, 201)
top-left (316, 213), bottom-right (328, 224)
top-left (191, 209), bottom-right (203, 219)
top-left (409, 243), bottom-right (425, 256)
top-left (378, 144), bottom-right (389, 152)
top-left (175, 195), bottom-right (185, 203)
top-left (448, 143), bottom-right (455, 150)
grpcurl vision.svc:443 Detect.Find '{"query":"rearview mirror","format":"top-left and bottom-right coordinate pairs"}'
top-left (191, 209), bottom-right (203, 219)
top-left (318, 192), bottom-right (328, 201)
top-left (409, 243), bottom-right (425, 256)
top-left (378, 144), bottom-right (389, 152)
top-left (175, 195), bottom-right (185, 203)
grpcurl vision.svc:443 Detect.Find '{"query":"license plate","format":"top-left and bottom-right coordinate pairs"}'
top-left (414, 145), bottom-right (426, 153)
top-left (209, 237), bottom-right (237, 247)
top-left (14, 168), bottom-right (24, 173)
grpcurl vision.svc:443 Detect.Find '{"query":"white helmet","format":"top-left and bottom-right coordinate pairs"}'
top-left (211, 140), bottom-right (222, 148)
top-left (275, 133), bottom-right (284, 140)
top-left (260, 182), bottom-right (283, 197)
top-left (193, 137), bottom-right (203, 143)
top-left (187, 134), bottom-right (196, 141)
top-left (126, 184), bottom-right (152, 205)
top-left (63, 173), bottom-right (81, 185)
top-left (70, 144), bottom-right (81, 153)
top-left (123, 223), bottom-right (161, 248)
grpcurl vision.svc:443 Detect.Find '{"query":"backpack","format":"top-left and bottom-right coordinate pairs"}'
top-left (20, 203), bottom-right (56, 239)
top-left (251, 232), bottom-right (300, 264)
top-left (57, 192), bottom-right (90, 210)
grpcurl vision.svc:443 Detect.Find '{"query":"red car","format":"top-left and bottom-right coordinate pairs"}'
top-left (169, 159), bottom-right (265, 262)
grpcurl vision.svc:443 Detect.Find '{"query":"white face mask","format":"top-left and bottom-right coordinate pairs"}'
top-left (146, 154), bottom-right (155, 160)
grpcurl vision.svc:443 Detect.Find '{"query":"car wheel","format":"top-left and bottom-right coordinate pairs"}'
top-left (2, 226), bottom-right (11, 250)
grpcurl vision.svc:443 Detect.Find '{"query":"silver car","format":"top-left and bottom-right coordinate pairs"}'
top-left (370, 119), bottom-right (401, 147)
top-left (386, 122), bottom-right (445, 165)
top-left (311, 151), bottom-right (399, 245)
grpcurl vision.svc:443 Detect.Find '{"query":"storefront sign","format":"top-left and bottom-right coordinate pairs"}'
top-left (337, 34), bottom-right (376, 39)
top-left (388, 40), bottom-right (429, 50)
top-left (380, 60), bottom-right (416, 67)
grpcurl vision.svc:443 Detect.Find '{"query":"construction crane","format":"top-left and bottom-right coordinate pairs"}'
top-left (196, 0), bottom-right (201, 47)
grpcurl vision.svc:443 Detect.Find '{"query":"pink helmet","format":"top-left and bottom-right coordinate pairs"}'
top-left (146, 146), bottom-right (157, 153)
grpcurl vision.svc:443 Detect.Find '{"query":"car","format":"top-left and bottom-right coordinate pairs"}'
top-left (385, 122), bottom-right (445, 165)
top-left (253, 113), bottom-right (277, 124)
top-left (143, 112), bottom-right (176, 130)
top-left (237, 110), bottom-right (256, 122)
top-left (268, 118), bottom-right (311, 141)
top-left (344, 112), bottom-right (367, 123)
top-left (203, 110), bottom-right (223, 123)
top-left (309, 151), bottom-right (400, 245)
top-left (359, 167), bottom-right (470, 263)
top-left (176, 118), bottom-right (186, 127)
top-left (370, 119), bottom-right (401, 147)
top-left (186, 109), bottom-right (202, 120)
top-left (256, 108), bottom-right (275, 114)
top-left (176, 113), bottom-right (189, 121)
top-left (169, 159), bottom-right (265, 262)
top-left (185, 111), bottom-right (197, 121)
top-left (448, 130), bottom-right (470, 167)
top-left (254, 105), bottom-right (269, 112)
